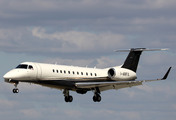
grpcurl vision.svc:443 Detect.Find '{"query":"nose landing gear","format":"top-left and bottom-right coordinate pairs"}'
top-left (12, 82), bottom-right (19, 93)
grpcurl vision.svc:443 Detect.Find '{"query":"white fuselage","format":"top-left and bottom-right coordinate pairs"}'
top-left (3, 62), bottom-right (137, 83)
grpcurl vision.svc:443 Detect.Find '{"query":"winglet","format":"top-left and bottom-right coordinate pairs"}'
top-left (161, 67), bottom-right (172, 80)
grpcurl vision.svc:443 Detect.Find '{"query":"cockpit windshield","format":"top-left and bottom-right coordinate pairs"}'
top-left (16, 64), bottom-right (28, 69)
top-left (16, 64), bottom-right (34, 70)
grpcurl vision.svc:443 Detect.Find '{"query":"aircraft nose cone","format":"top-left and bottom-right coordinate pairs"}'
top-left (3, 69), bottom-right (18, 80)
top-left (3, 72), bottom-right (13, 79)
top-left (3, 74), bottom-right (8, 79)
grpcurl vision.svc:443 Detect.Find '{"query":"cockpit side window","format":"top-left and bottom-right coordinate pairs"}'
top-left (16, 64), bottom-right (28, 69)
top-left (28, 65), bottom-right (33, 70)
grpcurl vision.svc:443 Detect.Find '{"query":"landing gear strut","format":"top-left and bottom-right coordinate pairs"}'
top-left (63, 89), bottom-right (73, 102)
top-left (13, 82), bottom-right (19, 93)
top-left (93, 87), bottom-right (101, 102)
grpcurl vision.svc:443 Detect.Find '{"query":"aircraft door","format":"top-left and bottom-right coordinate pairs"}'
top-left (34, 63), bottom-right (42, 79)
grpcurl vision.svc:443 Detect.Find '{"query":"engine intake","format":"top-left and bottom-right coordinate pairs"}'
top-left (108, 68), bottom-right (116, 78)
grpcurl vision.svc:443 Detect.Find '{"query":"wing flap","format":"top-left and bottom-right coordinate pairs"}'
top-left (99, 82), bottom-right (143, 92)
top-left (75, 80), bottom-right (144, 89)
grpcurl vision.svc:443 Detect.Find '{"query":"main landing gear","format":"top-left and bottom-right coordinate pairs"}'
top-left (63, 89), bottom-right (73, 102)
top-left (63, 88), bottom-right (102, 102)
top-left (93, 87), bottom-right (101, 102)
top-left (93, 93), bottom-right (101, 102)
top-left (12, 82), bottom-right (19, 93)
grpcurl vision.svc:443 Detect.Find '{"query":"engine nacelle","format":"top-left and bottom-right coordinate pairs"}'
top-left (107, 67), bottom-right (137, 81)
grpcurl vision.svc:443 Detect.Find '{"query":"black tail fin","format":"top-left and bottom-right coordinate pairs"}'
top-left (114, 48), bottom-right (169, 72)
top-left (121, 48), bottom-right (145, 72)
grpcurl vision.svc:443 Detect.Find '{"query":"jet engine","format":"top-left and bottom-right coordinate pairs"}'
top-left (107, 67), bottom-right (137, 81)
top-left (108, 68), bottom-right (116, 78)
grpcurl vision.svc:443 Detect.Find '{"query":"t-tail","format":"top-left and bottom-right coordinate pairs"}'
top-left (115, 48), bottom-right (169, 73)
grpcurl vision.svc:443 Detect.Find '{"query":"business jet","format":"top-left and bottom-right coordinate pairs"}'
top-left (3, 48), bottom-right (171, 102)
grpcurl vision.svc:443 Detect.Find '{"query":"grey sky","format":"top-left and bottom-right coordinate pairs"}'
top-left (0, 0), bottom-right (176, 120)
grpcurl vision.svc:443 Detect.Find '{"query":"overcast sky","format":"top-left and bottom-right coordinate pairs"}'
top-left (0, 0), bottom-right (176, 120)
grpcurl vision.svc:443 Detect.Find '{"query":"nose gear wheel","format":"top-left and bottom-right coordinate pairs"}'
top-left (12, 82), bottom-right (19, 93)
top-left (13, 88), bottom-right (19, 93)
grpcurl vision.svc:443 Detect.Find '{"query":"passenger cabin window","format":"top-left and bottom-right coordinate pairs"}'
top-left (68, 71), bottom-right (70, 74)
top-left (60, 70), bottom-right (62, 73)
top-left (81, 72), bottom-right (83, 75)
top-left (73, 71), bottom-right (75, 74)
top-left (16, 64), bottom-right (28, 69)
top-left (53, 69), bottom-right (55, 72)
top-left (95, 73), bottom-right (97, 76)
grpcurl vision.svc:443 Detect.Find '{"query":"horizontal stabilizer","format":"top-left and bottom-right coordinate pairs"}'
top-left (114, 48), bottom-right (169, 52)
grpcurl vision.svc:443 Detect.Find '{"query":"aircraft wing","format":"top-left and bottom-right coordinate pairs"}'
top-left (75, 67), bottom-right (172, 91)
